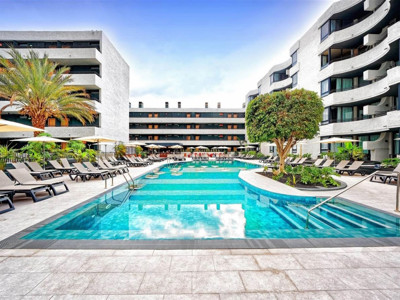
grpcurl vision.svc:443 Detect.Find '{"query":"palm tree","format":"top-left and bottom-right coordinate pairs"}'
top-left (0, 48), bottom-right (96, 135)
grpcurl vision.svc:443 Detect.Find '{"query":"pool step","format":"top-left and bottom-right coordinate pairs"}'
top-left (326, 204), bottom-right (390, 228)
top-left (286, 205), bottom-right (330, 229)
top-left (269, 203), bottom-right (303, 229)
top-left (317, 206), bottom-right (367, 229)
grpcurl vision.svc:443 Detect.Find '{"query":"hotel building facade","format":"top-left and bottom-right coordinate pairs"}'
top-left (129, 102), bottom-right (246, 149)
top-left (0, 31), bottom-right (130, 144)
top-left (247, 0), bottom-right (400, 161)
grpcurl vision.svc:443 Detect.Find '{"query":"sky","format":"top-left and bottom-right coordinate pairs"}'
top-left (1, 0), bottom-right (335, 108)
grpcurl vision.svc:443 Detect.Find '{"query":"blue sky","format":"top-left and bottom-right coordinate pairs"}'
top-left (1, 0), bottom-right (334, 108)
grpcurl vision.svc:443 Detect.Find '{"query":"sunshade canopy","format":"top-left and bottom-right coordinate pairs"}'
top-left (73, 136), bottom-right (116, 143)
top-left (196, 146), bottom-right (208, 149)
top-left (12, 136), bottom-right (67, 143)
top-left (317, 137), bottom-right (359, 144)
top-left (0, 119), bottom-right (44, 133)
top-left (170, 145), bottom-right (183, 149)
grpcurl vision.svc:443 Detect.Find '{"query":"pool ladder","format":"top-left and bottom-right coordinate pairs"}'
top-left (305, 171), bottom-right (379, 229)
top-left (122, 172), bottom-right (137, 190)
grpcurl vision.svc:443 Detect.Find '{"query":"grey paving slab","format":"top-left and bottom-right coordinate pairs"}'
top-left (274, 291), bottom-right (333, 300)
top-left (285, 269), bottom-right (350, 291)
top-left (253, 254), bottom-right (304, 270)
top-left (138, 272), bottom-right (192, 294)
top-left (107, 296), bottom-right (163, 300)
top-left (51, 296), bottom-right (108, 300)
top-left (213, 255), bottom-right (259, 271)
top-left (328, 290), bottom-right (389, 300)
top-left (124, 256), bottom-right (172, 273)
top-left (239, 271), bottom-right (297, 292)
top-left (84, 273), bottom-right (144, 295)
top-left (0, 272), bottom-right (49, 296)
top-left (28, 273), bottom-right (95, 295)
top-left (219, 293), bottom-right (277, 299)
top-left (192, 271), bottom-right (245, 294)
top-left (164, 295), bottom-right (220, 300)
top-left (170, 255), bottom-right (215, 272)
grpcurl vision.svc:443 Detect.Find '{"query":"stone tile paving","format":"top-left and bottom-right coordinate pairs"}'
top-left (0, 247), bottom-right (398, 298)
top-left (0, 160), bottom-right (399, 297)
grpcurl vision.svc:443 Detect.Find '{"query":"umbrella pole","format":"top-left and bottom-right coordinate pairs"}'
top-left (42, 142), bottom-right (46, 170)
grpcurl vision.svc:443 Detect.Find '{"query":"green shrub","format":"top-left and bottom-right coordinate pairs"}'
top-left (278, 165), bottom-right (340, 188)
top-left (247, 150), bottom-right (257, 156)
top-left (0, 145), bottom-right (16, 170)
top-left (302, 153), bottom-right (312, 159)
top-left (255, 152), bottom-right (264, 158)
top-left (382, 158), bottom-right (400, 168)
top-left (114, 143), bottom-right (126, 159)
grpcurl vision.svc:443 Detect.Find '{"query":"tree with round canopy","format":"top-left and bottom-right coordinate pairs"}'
top-left (246, 89), bottom-right (324, 174)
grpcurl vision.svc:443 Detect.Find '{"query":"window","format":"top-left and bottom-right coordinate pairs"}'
top-left (228, 114), bottom-right (232, 118)
top-left (186, 113), bottom-right (191, 118)
top-left (321, 20), bottom-right (330, 41)
top-left (178, 102), bottom-right (181, 108)
top-left (148, 124), bottom-right (153, 129)
top-left (233, 125), bottom-right (238, 129)
top-left (154, 136), bottom-right (159, 140)
top-left (322, 108), bottom-right (329, 125)
top-left (195, 125), bottom-right (200, 129)
top-left (292, 72), bottom-right (298, 87)
top-left (228, 125), bottom-right (232, 129)
top-left (228, 136), bottom-right (232, 140)
top-left (233, 114), bottom-right (238, 118)
top-left (195, 114), bottom-right (200, 118)
top-left (186, 136), bottom-right (191, 140)
top-left (139, 101), bottom-right (143, 108)
top-left (321, 49), bottom-right (329, 68)
top-left (342, 107), bottom-right (353, 122)
top-left (291, 50), bottom-right (298, 66)
top-left (154, 114), bottom-right (158, 118)
top-left (195, 136), bottom-right (200, 140)
top-left (165, 102), bottom-right (169, 108)
top-left (148, 136), bottom-right (153, 140)
top-left (148, 113), bottom-right (153, 117)
top-left (321, 78), bottom-right (330, 96)
top-left (48, 118), bottom-right (56, 127)
top-left (186, 125), bottom-right (191, 129)
top-left (205, 102), bottom-right (208, 108)
top-left (154, 125), bottom-right (158, 129)
top-left (233, 136), bottom-right (238, 140)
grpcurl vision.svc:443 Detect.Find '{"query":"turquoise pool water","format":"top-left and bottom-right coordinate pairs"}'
top-left (24, 160), bottom-right (400, 240)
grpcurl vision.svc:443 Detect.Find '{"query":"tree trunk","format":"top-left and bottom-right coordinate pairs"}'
top-left (31, 116), bottom-right (46, 137)
top-left (274, 137), bottom-right (296, 174)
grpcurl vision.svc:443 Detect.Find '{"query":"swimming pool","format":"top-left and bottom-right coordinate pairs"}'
top-left (24, 160), bottom-right (400, 240)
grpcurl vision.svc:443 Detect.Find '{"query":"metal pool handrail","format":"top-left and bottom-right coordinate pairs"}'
top-left (305, 171), bottom-right (379, 229)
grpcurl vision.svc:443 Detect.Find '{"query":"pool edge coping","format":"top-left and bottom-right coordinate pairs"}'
top-left (1, 159), bottom-right (400, 250)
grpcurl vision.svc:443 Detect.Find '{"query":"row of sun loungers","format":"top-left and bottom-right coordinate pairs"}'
top-left (0, 155), bottom-right (164, 213)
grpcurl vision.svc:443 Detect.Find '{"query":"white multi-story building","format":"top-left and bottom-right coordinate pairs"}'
top-left (0, 31), bottom-right (129, 144)
top-left (247, 0), bottom-right (400, 161)
top-left (129, 101), bottom-right (246, 149)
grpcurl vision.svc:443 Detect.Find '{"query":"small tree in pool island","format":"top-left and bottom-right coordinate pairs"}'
top-left (246, 89), bottom-right (324, 174)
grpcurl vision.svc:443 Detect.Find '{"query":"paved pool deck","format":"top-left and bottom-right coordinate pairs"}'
top-left (0, 159), bottom-right (400, 298)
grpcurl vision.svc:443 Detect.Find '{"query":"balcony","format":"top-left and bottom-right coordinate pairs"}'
top-left (130, 118), bottom-right (245, 124)
top-left (129, 129), bottom-right (246, 135)
top-left (66, 74), bottom-right (102, 89)
top-left (319, 0), bottom-right (390, 53)
top-left (320, 109), bottom-right (400, 137)
top-left (0, 48), bottom-right (102, 65)
top-left (319, 21), bottom-right (400, 80)
top-left (269, 77), bottom-right (292, 92)
top-left (129, 140), bottom-right (243, 147)
top-left (323, 66), bottom-right (400, 107)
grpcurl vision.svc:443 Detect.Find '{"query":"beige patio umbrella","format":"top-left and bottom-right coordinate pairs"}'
top-left (126, 142), bottom-right (147, 147)
top-left (0, 119), bottom-right (44, 133)
top-left (316, 137), bottom-right (359, 144)
top-left (12, 136), bottom-right (67, 169)
top-left (170, 145), bottom-right (183, 149)
top-left (73, 135), bottom-right (117, 160)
